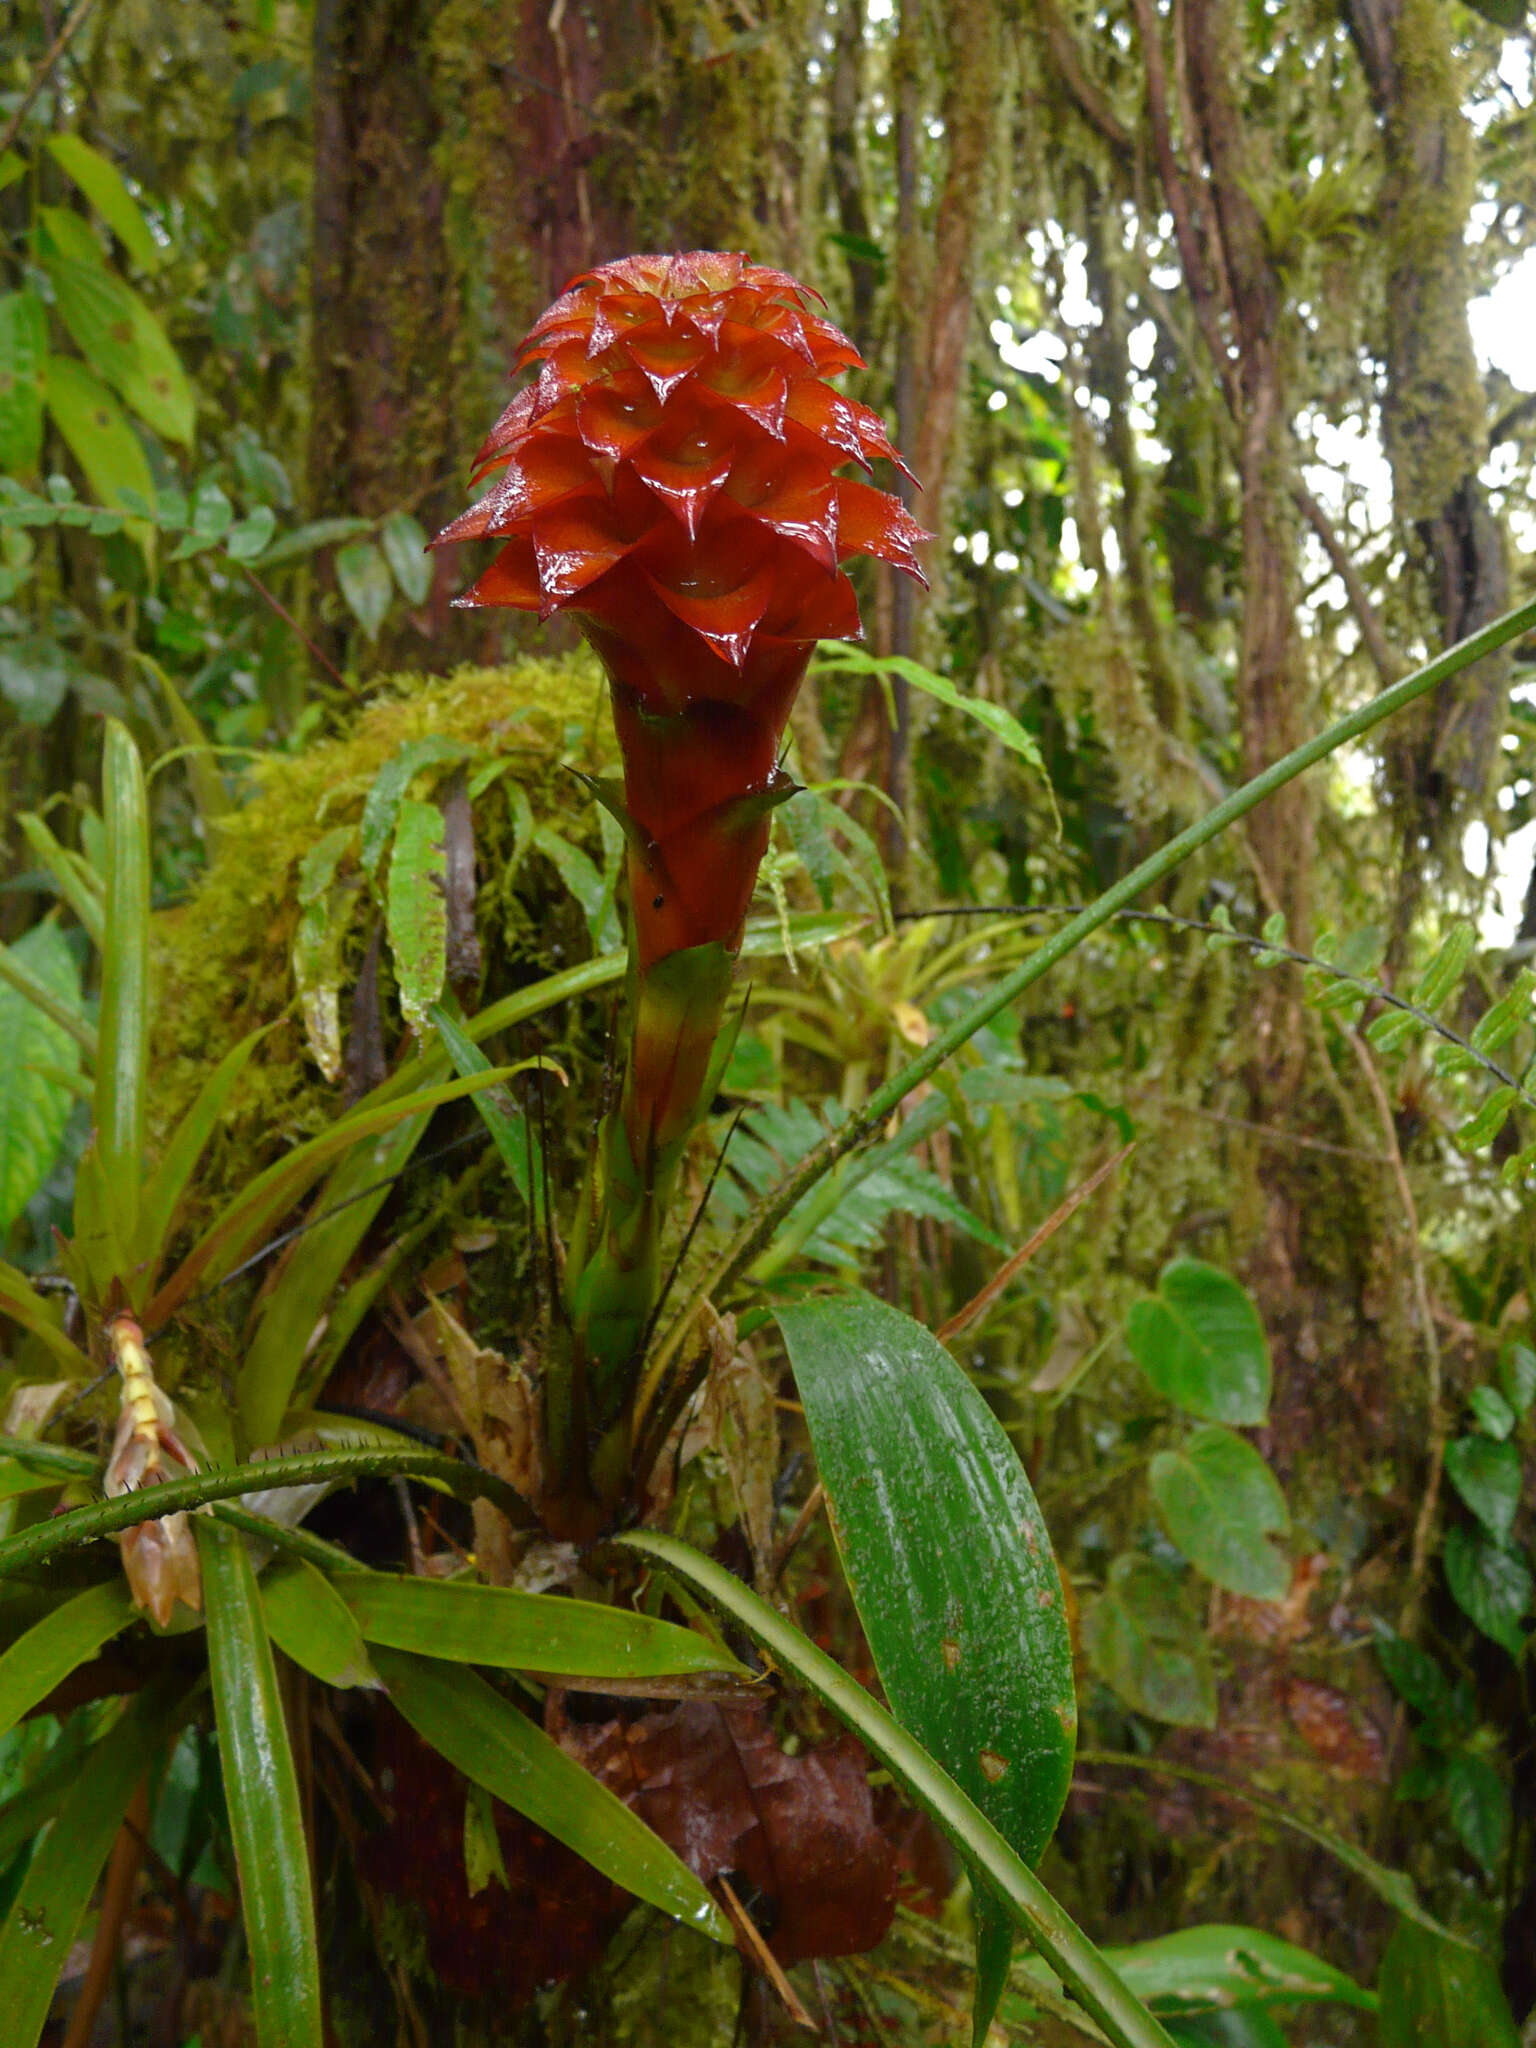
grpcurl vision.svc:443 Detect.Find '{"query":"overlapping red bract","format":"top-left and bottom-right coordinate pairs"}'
top-left (435, 251), bottom-right (926, 967)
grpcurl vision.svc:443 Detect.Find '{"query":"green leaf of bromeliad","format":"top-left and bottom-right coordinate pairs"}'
top-left (198, 1517), bottom-right (323, 2048)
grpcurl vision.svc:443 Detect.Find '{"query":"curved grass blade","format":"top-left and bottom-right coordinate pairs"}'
top-left (0, 1580), bottom-right (137, 1742)
top-left (97, 720), bottom-right (151, 1257)
top-left (340, 1572), bottom-right (749, 1680)
top-left (198, 1516), bottom-right (322, 2048)
top-left (777, 1288), bottom-right (1076, 2045)
top-left (618, 1529), bottom-right (1179, 2048)
top-left (148, 1067), bottom-right (522, 1328)
top-left (373, 1645), bottom-right (732, 1945)
top-left (428, 1001), bottom-right (543, 1210)
top-left (0, 1682), bottom-right (173, 2048)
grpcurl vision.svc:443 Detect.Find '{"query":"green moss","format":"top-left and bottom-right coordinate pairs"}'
top-left (148, 651), bottom-right (613, 1214)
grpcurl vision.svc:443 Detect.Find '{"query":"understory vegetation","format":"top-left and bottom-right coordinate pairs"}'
top-left (0, 2), bottom-right (1533, 2045)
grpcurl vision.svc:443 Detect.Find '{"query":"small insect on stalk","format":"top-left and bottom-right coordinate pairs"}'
top-left (103, 1312), bottom-right (203, 1626)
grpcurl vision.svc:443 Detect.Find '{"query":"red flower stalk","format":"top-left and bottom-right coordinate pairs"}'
top-left (436, 252), bottom-right (926, 1474)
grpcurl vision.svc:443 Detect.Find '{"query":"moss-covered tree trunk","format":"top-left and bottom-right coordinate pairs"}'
top-left (1345, 0), bottom-right (1511, 917)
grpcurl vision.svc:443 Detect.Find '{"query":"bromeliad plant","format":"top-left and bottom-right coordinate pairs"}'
top-left (0, 240), bottom-right (1533, 2048)
top-left (432, 252), bottom-right (928, 1519)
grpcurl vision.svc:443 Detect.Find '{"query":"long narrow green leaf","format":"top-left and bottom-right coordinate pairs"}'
top-left (259, 1558), bottom-right (380, 1690)
top-left (620, 1530), bottom-right (1180, 2048)
top-left (139, 1025), bottom-right (270, 1270)
top-left (198, 1517), bottom-right (322, 2048)
top-left (17, 813), bottom-right (105, 948)
top-left (148, 1067), bottom-right (522, 1328)
top-left (0, 1262), bottom-right (91, 1374)
top-left (0, 937), bottom-right (98, 1058)
top-left (341, 1573), bottom-right (748, 1679)
top-left (97, 720), bottom-right (151, 1256)
top-left (428, 1002), bottom-right (543, 1210)
top-left (777, 1289), bottom-right (1076, 2046)
top-left (0, 1581), bottom-right (137, 1741)
top-left (0, 1711), bottom-right (94, 1868)
top-left (373, 1646), bottom-right (732, 1944)
top-left (0, 1683), bottom-right (171, 2048)
top-left (238, 1104), bottom-right (437, 1445)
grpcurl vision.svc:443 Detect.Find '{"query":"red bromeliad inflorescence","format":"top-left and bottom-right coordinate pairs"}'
top-left (435, 253), bottom-right (927, 1480)
top-left (434, 250), bottom-right (927, 974)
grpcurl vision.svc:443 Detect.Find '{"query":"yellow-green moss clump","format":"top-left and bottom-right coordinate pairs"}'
top-left (149, 651), bottom-right (613, 1214)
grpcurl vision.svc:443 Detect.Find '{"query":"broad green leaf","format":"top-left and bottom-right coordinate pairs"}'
top-left (1072, 1923), bottom-right (1375, 2014)
top-left (1125, 1260), bottom-right (1271, 1425)
top-left (360, 735), bottom-right (471, 876)
top-left (0, 1684), bottom-right (171, 2048)
top-left (223, 504), bottom-right (277, 560)
top-left (246, 513), bottom-right (374, 570)
top-left (1082, 1555), bottom-right (1216, 1728)
top-left (43, 256), bottom-right (194, 444)
top-left (335, 538), bottom-right (392, 640)
top-left (620, 1530), bottom-right (1179, 2048)
top-left (1443, 1526), bottom-right (1530, 1659)
top-left (139, 1026), bottom-right (269, 1268)
top-left (45, 136), bottom-right (162, 271)
top-left (1149, 1426), bottom-right (1290, 1600)
top-left (1459, 1085), bottom-right (1516, 1149)
top-left (198, 1517), bottom-right (323, 2048)
top-left (1469, 967), bottom-right (1535, 1054)
top-left (341, 1573), bottom-right (747, 1679)
top-left (151, 1067), bottom-right (520, 1331)
top-left (260, 1559), bottom-right (380, 1690)
top-left (0, 1581), bottom-right (136, 1743)
top-left (1374, 1631), bottom-right (1450, 1718)
top-left (777, 1289), bottom-right (1075, 2048)
top-left (372, 1647), bottom-right (733, 1945)
top-left (1442, 1751), bottom-right (1509, 1879)
top-left (97, 719), bottom-right (151, 1266)
top-left (1499, 1341), bottom-right (1536, 1415)
top-left (1161, 2012), bottom-right (1287, 2048)
top-left (0, 925), bottom-right (82, 1235)
top-left (428, 1002), bottom-right (542, 1210)
top-left (1409, 922), bottom-right (1476, 1013)
top-left (380, 508), bottom-right (432, 604)
top-left (1378, 1921), bottom-right (1519, 2048)
top-left (166, 477), bottom-right (233, 560)
top-left (1444, 1434), bottom-right (1521, 1544)
top-left (0, 152), bottom-right (22, 195)
top-left (42, 357), bottom-right (156, 533)
top-left (1468, 1384), bottom-right (1516, 1439)
top-left (35, 205), bottom-right (103, 267)
top-left (0, 292), bottom-right (47, 471)
top-left (0, 635), bottom-right (78, 726)
top-left (388, 797), bottom-right (448, 1031)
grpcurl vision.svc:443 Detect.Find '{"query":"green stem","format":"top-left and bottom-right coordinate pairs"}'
top-left (0, 1446), bottom-right (531, 1580)
top-left (643, 596), bottom-right (1536, 1396)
